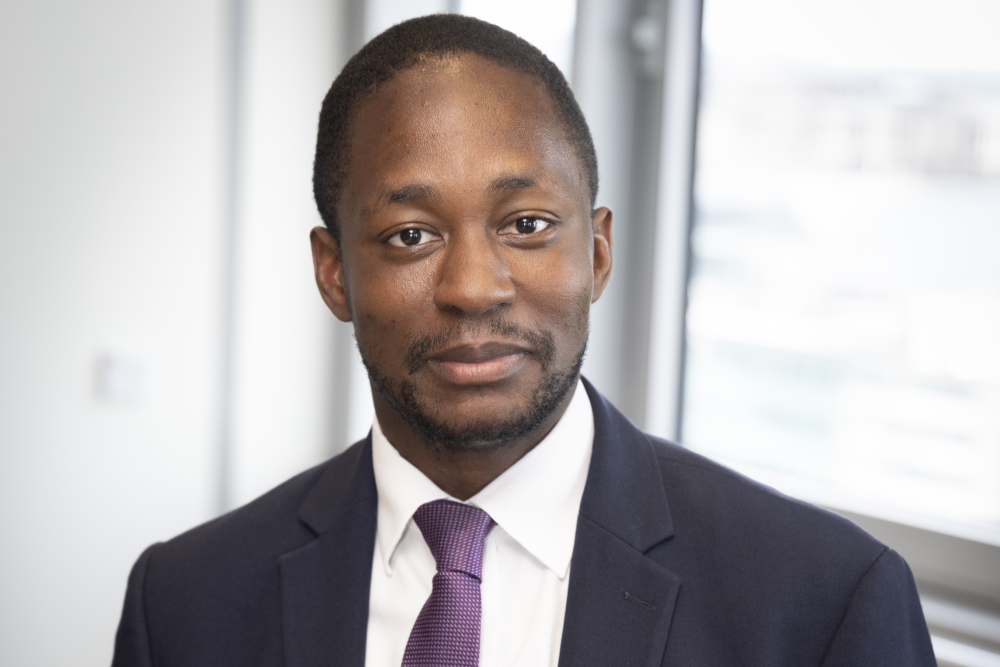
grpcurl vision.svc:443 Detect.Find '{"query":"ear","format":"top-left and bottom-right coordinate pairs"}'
top-left (310, 226), bottom-right (353, 322)
top-left (590, 206), bottom-right (613, 303)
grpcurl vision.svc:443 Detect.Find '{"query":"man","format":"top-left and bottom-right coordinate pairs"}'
top-left (112, 14), bottom-right (935, 667)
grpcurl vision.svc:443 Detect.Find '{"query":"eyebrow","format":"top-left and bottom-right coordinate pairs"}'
top-left (487, 175), bottom-right (537, 195)
top-left (373, 173), bottom-right (540, 212)
top-left (384, 183), bottom-right (439, 205)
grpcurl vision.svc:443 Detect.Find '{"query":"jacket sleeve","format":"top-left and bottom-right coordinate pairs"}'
top-left (111, 544), bottom-right (160, 667)
top-left (820, 548), bottom-right (936, 667)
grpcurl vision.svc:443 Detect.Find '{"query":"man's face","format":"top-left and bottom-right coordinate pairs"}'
top-left (314, 54), bottom-right (611, 449)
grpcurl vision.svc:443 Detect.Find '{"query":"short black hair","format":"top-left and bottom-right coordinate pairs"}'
top-left (313, 13), bottom-right (598, 244)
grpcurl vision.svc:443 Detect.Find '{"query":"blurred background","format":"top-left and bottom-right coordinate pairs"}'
top-left (1, 0), bottom-right (998, 665)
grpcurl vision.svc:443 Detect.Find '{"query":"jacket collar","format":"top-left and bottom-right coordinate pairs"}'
top-left (578, 377), bottom-right (675, 550)
top-left (290, 377), bottom-right (675, 546)
top-left (281, 435), bottom-right (378, 667)
top-left (297, 433), bottom-right (378, 536)
top-left (557, 378), bottom-right (681, 667)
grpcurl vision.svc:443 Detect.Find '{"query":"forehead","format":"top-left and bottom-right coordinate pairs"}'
top-left (340, 54), bottom-right (586, 214)
top-left (360, 54), bottom-right (553, 129)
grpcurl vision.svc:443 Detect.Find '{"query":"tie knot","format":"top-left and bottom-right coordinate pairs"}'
top-left (412, 499), bottom-right (495, 580)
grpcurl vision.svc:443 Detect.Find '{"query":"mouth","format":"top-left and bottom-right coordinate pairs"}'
top-left (424, 341), bottom-right (531, 386)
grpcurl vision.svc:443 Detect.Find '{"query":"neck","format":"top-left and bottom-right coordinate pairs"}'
top-left (373, 384), bottom-right (577, 500)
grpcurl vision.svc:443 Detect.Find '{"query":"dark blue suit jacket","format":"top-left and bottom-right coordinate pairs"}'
top-left (112, 379), bottom-right (936, 666)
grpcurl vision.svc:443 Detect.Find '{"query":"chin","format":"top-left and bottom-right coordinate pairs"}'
top-left (366, 349), bottom-right (584, 451)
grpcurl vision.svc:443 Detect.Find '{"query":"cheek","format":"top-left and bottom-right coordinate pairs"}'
top-left (512, 243), bottom-right (594, 332)
top-left (348, 252), bottom-right (439, 346)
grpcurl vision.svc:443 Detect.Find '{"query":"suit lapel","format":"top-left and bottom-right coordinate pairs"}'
top-left (281, 436), bottom-right (378, 667)
top-left (558, 380), bottom-right (681, 667)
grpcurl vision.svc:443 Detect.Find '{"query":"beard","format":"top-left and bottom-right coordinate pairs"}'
top-left (357, 315), bottom-right (586, 451)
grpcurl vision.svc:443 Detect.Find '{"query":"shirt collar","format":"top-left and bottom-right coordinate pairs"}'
top-left (371, 379), bottom-right (594, 579)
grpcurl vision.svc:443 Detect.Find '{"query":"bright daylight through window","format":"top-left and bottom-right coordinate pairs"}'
top-left (682, 0), bottom-right (1000, 537)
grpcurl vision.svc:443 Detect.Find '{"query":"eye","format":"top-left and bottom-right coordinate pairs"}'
top-left (387, 228), bottom-right (434, 247)
top-left (506, 217), bottom-right (551, 235)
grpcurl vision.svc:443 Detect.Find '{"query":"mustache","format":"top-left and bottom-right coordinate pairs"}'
top-left (403, 316), bottom-right (556, 375)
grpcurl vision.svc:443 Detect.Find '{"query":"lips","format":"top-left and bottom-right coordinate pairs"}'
top-left (431, 342), bottom-right (528, 363)
top-left (425, 342), bottom-right (531, 385)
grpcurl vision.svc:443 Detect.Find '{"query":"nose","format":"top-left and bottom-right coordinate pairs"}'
top-left (433, 232), bottom-right (516, 316)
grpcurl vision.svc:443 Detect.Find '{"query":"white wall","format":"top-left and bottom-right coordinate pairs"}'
top-left (228, 0), bottom-right (341, 507)
top-left (0, 1), bottom-right (225, 664)
top-left (0, 1), bottom-right (346, 664)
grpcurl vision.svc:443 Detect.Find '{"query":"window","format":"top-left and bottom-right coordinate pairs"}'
top-left (682, 0), bottom-right (1000, 541)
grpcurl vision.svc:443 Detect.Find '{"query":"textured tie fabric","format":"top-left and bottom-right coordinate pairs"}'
top-left (401, 499), bottom-right (496, 667)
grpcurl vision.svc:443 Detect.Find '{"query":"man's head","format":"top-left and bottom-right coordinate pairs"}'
top-left (310, 15), bottom-right (612, 457)
top-left (313, 14), bottom-right (598, 246)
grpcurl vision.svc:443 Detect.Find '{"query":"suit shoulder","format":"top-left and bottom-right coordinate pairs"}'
top-left (149, 439), bottom-right (369, 574)
top-left (647, 436), bottom-right (887, 561)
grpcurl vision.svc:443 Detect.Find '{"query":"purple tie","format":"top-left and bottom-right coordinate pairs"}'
top-left (401, 499), bottom-right (496, 667)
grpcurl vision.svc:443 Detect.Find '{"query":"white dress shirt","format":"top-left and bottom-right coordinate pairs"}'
top-left (364, 380), bottom-right (594, 667)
